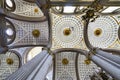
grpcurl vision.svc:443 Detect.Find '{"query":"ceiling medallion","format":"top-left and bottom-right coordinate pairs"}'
top-left (32, 29), bottom-right (40, 38)
top-left (63, 28), bottom-right (71, 36)
top-left (62, 58), bottom-right (69, 65)
top-left (34, 8), bottom-right (39, 13)
top-left (84, 59), bottom-right (91, 65)
top-left (94, 28), bottom-right (102, 36)
top-left (6, 58), bottom-right (14, 65)
top-left (88, 16), bottom-right (119, 48)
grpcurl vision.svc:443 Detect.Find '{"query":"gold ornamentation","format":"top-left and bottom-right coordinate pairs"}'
top-left (63, 28), bottom-right (71, 36)
top-left (6, 58), bottom-right (14, 65)
top-left (32, 29), bottom-right (40, 38)
top-left (94, 28), bottom-right (102, 36)
top-left (62, 58), bottom-right (69, 65)
top-left (84, 59), bottom-right (91, 65)
top-left (34, 8), bottom-right (39, 13)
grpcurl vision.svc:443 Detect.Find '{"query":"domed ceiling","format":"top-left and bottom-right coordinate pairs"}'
top-left (0, 0), bottom-right (120, 80)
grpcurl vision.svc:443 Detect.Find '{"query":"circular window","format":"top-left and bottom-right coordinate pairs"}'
top-left (0, 19), bottom-right (16, 46)
top-left (6, 28), bottom-right (14, 36)
top-left (6, 19), bottom-right (15, 45)
top-left (5, 0), bottom-right (16, 11)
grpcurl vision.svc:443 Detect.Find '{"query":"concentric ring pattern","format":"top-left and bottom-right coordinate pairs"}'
top-left (88, 16), bottom-right (119, 48)
top-left (0, 51), bottom-right (20, 80)
top-left (52, 16), bottom-right (83, 48)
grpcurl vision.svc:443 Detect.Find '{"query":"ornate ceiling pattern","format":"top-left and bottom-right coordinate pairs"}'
top-left (0, 0), bottom-right (120, 80)
top-left (54, 52), bottom-right (78, 80)
top-left (13, 0), bottom-right (43, 17)
top-left (0, 51), bottom-right (21, 80)
top-left (88, 16), bottom-right (119, 48)
top-left (51, 12), bottom-right (120, 50)
top-left (54, 52), bottom-right (98, 80)
top-left (7, 18), bottom-right (49, 47)
top-left (51, 13), bottom-right (86, 50)
top-left (78, 54), bottom-right (98, 80)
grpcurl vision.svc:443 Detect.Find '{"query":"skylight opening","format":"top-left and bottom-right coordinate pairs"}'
top-left (64, 6), bottom-right (76, 13)
top-left (102, 7), bottom-right (120, 13)
top-left (56, 6), bottom-right (60, 10)
top-left (79, 6), bottom-right (84, 10)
